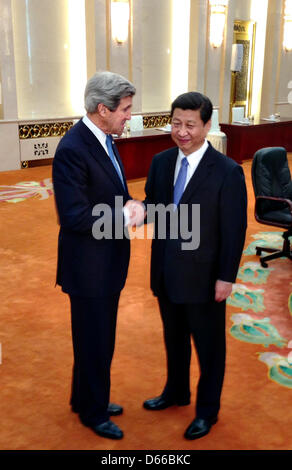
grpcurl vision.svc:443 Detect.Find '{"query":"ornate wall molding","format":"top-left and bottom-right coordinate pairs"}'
top-left (142, 114), bottom-right (171, 129)
top-left (18, 114), bottom-right (172, 141)
top-left (19, 121), bottom-right (74, 139)
top-left (18, 115), bottom-right (172, 139)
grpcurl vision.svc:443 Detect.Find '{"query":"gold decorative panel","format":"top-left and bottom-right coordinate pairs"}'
top-left (19, 121), bottom-right (74, 139)
top-left (234, 39), bottom-right (250, 103)
top-left (143, 114), bottom-right (171, 129)
top-left (18, 116), bottom-right (172, 142)
top-left (230, 20), bottom-right (256, 121)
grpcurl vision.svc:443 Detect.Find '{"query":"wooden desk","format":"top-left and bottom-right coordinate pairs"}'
top-left (114, 129), bottom-right (173, 180)
top-left (220, 118), bottom-right (292, 164)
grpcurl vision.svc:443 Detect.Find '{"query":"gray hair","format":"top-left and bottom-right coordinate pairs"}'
top-left (84, 71), bottom-right (136, 113)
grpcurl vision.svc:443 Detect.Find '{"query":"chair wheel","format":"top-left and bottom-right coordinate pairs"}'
top-left (260, 261), bottom-right (268, 268)
top-left (256, 248), bottom-right (262, 256)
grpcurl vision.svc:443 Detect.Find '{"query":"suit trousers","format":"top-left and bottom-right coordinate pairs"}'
top-left (69, 293), bottom-right (120, 426)
top-left (158, 288), bottom-right (226, 419)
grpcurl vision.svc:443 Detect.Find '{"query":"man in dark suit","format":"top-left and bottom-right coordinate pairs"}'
top-left (53, 71), bottom-right (144, 440)
top-left (143, 92), bottom-right (247, 440)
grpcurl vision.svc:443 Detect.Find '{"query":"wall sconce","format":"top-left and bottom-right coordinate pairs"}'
top-left (111, 0), bottom-right (130, 45)
top-left (283, 0), bottom-right (292, 51)
top-left (209, 0), bottom-right (228, 48)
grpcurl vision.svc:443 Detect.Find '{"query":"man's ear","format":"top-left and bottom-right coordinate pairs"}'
top-left (97, 103), bottom-right (108, 117)
top-left (205, 119), bottom-right (211, 133)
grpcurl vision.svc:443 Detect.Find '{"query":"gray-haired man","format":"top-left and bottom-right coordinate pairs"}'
top-left (53, 71), bottom-right (144, 440)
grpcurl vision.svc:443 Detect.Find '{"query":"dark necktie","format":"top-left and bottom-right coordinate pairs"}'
top-left (173, 157), bottom-right (189, 207)
top-left (106, 135), bottom-right (124, 188)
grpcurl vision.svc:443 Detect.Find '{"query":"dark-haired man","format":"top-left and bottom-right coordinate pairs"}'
top-left (143, 92), bottom-right (247, 440)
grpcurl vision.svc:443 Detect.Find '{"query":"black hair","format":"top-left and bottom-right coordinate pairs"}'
top-left (170, 92), bottom-right (213, 124)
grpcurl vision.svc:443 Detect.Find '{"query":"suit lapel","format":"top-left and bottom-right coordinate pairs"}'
top-left (165, 148), bottom-right (179, 204)
top-left (112, 139), bottom-right (127, 189)
top-left (179, 143), bottom-right (216, 204)
top-left (78, 120), bottom-right (127, 193)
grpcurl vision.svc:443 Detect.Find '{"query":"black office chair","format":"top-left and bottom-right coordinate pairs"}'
top-left (251, 146), bottom-right (292, 268)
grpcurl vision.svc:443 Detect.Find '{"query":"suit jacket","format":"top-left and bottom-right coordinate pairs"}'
top-left (144, 142), bottom-right (247, 304)
top-left (52, 119), bottom-right (131, 298)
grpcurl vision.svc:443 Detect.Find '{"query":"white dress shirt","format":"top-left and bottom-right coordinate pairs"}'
top-left (82, 115), bottom-right (130, 225)
top-left (82, 115), bottom-right (108, 154)
top-left (82, 115), bottom-right (123, 180)
top-left (173, 139), bottom-right (209, 190)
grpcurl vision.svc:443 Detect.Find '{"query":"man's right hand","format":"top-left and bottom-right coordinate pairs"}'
top-left (124, 199), bottom-right (146, 227)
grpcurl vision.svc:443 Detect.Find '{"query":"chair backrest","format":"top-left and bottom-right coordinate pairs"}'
top-left (210, 109), bottom-right (220, 132)
top-left (252, 147), bottom-right (292, 211)
top-left (232, 106), bottom-right (245, 122)
top-left (129, 115), bottom-right (144, 132)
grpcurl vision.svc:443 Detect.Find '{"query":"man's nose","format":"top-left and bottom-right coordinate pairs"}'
top-left (178, 126), bottom-right (188, 136)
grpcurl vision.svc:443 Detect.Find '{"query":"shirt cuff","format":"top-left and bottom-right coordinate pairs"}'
top-left (123, 206), bottom-right (130, 226)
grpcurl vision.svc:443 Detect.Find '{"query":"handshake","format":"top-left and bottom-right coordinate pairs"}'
top-left (124, 199), bottom-right (146, 227)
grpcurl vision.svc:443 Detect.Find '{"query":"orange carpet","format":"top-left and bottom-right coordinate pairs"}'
top-left (0, 156), bottom-right (291, 451)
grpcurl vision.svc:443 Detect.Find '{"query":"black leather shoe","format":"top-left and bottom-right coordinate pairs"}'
top-left (107, 403), bottom-right (123, 416)
top-left (72, 403), bottom-right (123, 416)
top-left (143, 395), bottom-right (190, 411)
top-left (91, 420), bottom-right (123, 440)
top-left (184, 416), bottom-right (218, 440)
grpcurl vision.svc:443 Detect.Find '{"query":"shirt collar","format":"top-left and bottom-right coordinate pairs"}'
top-left (82, 115), bottom-right (107, 147)
top-left (178, 139), bottom-right (209, 169)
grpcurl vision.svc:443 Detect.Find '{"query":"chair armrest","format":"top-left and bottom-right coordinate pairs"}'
top-left (255, 196), bottom-right (292, 216)
top-left (255, 196), bottom-right (292, 229)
